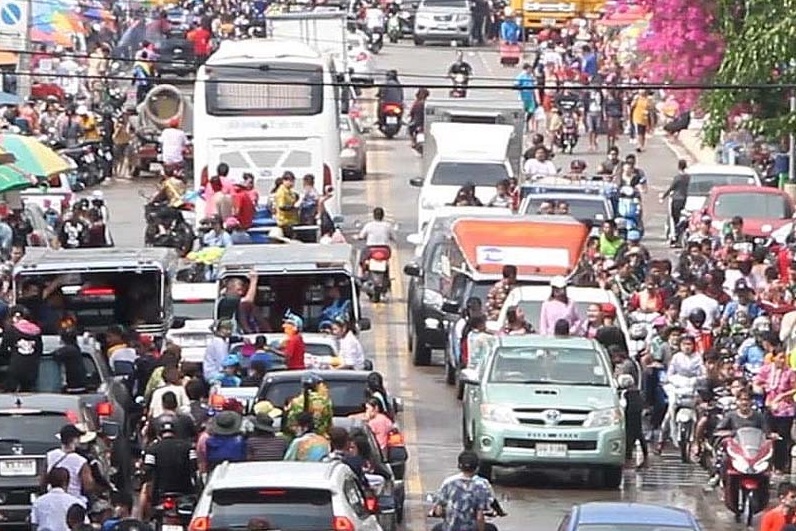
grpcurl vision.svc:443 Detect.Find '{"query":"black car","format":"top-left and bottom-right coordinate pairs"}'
top-left (0, 394), bottom-right (114, 525)
top-left (255, 370), bottom-right (407, 478)
top-left (156, 38), bottom-right (196, 76)
top-left (333, 417), bottom-right (405, 530)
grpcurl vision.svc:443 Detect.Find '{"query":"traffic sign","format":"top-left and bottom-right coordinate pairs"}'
top-left (0, 2), bottom-right (21, 26)
top-left (0, 0), bottom-right (27, 52)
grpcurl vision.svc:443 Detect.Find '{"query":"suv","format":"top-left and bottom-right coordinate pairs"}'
top-left (461, 336), bottom-right (625, 488)
top-left (189, 461), bottom-right (383, 531)
top-left (412, 0), bottom-right (473, 46)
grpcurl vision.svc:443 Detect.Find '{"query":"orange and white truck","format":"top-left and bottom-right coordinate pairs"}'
top-left (510, 0), bottom-right (605, 31)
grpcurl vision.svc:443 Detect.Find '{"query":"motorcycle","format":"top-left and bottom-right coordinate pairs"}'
top-left (378, 102), bottom-right (403, 139)
top-left (368, 29), bottom-right (384, 54)
top-left (153, 493), bottom-right (196, 531)
top-left (361, 245), bottom-right (392, 303)
top-left (426, 491), bottom-right (507, 529)
top-left (557, 110), bottom-right (578, 153)
top-left (144, 201), bottom-right (196, 257)
top-left (667, 375), bottom-right (698, 463)
top-left (449, 73), bottom-right (467, 98)
top-left (387, 14), bottom-right (401, 42)
top-left (59, 142), bottom-right (102, 188)
top-left (615, 185), bottom-right (643, 237)
top-left (721, 427), bottom-right (772, 526)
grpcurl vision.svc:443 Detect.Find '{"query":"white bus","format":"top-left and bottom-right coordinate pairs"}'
top-left (193, 39), bottom-right (343, 218)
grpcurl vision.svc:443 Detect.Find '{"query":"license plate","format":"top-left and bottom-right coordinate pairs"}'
top-left (0, 459), bottom-right (36, 477)
top-left (150, 163), bottom-right (163, 172)
top-left (161, 526), bottom-right (183, 531)
top-left (369, 259), bottom-right (388, 272)
top-left (416, 133), bottom-right (425, 143)
top-left (84, 154), bottom-right (95, 163)
top-left (535, 442), bottom-right (567, 458)
top-left (175, 335), bottom-right (209, 347)
top-left (542, 18), bottom-right (556, 26)
top-left (104, 151), bottom-right (113, 161)
top-left (386, 117), bottom-right (398, 124)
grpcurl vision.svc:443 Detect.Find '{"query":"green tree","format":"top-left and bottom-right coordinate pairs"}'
top-left (702, 0), bottom-right (796, 146)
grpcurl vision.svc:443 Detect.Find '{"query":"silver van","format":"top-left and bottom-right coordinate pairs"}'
top-left (413, 0), bottom-right (473, 46)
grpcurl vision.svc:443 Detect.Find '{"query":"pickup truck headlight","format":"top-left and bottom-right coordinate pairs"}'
top-left (422, 289), bottom-right (444, 309)
top-left (583, 407), bottom-right (622, 428)
top-left (456, 14), bottom-right (470, 22)
top-left (479, 404), bottom-right (517, 424)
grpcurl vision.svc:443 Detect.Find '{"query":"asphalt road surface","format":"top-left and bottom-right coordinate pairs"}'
top-left (102, 41), bottom-right (747, 530)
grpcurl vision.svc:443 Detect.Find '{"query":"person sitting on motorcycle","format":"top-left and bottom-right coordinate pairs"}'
top-left (664, 334), bottom-right (705, 447)
top-left (724, 215), bottom-right (752, 244)
top-left (448, 51), bottom-right (473, 85)
top-left (684, 308), bottom-right (713, 355)
top-left (707, 388), bottom-right (770, 487)
top-left (149, 167), bottom-right (186, 235)
top-left (364, 1), bottom-right (385, 35)
top-left (355, 207), bottom-right (395, 277)
top-left (159, 117), bottom-right (189, 172)
top-left (736, 317), bottom-right (771, 376)
top-left (722, 278), bottom-right (763, 327)
top-left (408, 88), bottom-right (430, 147)
top-left (430, 451), bottom-right (502, 531)
top-left (376, 69), bottom-right (404, 122)
top-left (523, 145), bottom-right (557, 180)
top-left (499, 7), bottom-right (520, 44)
top-left (627, 277), bottom-right (665, 315)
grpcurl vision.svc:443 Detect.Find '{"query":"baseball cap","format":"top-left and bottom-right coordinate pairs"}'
top-left (58, 424), bottom-right (84, 443)
top-left (734, 278), bottom-right (751, 292)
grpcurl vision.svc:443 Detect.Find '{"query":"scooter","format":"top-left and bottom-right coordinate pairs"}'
top-left (558, 110), bottom-right (578, 153)
top-left (449, 73), bottom-right (467, 98)
top-left (361, 245), bottom-right (392, 303)
top-left (667, 374), bottom-right (698, 463)
top-left (378, 102), bottom-right (403, 139)
top-left (387, 14), bottom-right (401, 42)
top-left (368, 29), bottom-right (384, 54)
top-left (153, 493), bottom-right (196, 531)
top-left (721, 427), bottom-right (772, 526)
top-left (426, 492), bottom-right (507, 529)
top-left (616, 185), bottom-right (643, 237)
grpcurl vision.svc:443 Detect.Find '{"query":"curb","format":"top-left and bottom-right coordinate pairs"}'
top-left (661, 134), bottom-right (700, 165)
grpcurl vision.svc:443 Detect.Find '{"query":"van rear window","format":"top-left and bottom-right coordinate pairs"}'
top-left (15, 272), bottom-right (162, 333)
top-left (210, 488), bottom-right (333, 531)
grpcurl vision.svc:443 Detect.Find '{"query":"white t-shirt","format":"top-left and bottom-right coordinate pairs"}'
top-left (149, 384), bottom-right (190, 418)
top-left (159, 128), bottom-right (189, 164)
top-left (365, 8), bottom-right (385, 30)
top-left (57, 59), bottom-right (80, 96)
top-left (45, 449), bottom-right (88, 504)
top-left (31, 487), bottom-right (84, 531)
top-left (679, 293), bottom-right (720, 327)
top-left (358, 220), bottom-right (393, 246)
top-left (523, 159), bottom-right (557, 179)
top-left (338, 331), bottom-right (365, 370)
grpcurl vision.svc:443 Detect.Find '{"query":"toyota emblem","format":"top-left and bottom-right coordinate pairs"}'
top-left (543, 409), bottom-right (561, 426)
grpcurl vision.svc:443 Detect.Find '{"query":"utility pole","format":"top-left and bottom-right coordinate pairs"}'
top-left (790, 91), bottom-right (795, 184)
top-left (13, 0), bottom-right (32, 99)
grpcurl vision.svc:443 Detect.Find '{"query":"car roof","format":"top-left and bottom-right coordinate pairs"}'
top-left (0, 393), bottom-right (84, 412)
top-left (210, 461), bottom-right (345, 489)
top-left (494, 335), bottom-right (599, 350)
top-left (710, 185), bottom-right (789, 197)
top-left (687, 163), bottom-right (758, 177)
top-left (574, 502), bottom-right (696, 527)
top-left (263, 369), bottom-right (370, 382)
top-left (525, 193), bottom-right (606, 201)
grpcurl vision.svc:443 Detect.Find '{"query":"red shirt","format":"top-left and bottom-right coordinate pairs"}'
top-left (759, 508), bottom-right (796, 531)
top-left (283, 334), bottom-right (306, 370)
top-left (187, 27), bottom-right (212, 57)
top-left (232, 189), bottom-right (255, 229)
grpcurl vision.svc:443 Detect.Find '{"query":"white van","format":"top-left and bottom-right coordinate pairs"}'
top-left (409, 122), bottom-right (514, 231)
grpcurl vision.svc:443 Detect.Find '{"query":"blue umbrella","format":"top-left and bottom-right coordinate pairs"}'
top-left (0, 92), bottom-right (20, 106)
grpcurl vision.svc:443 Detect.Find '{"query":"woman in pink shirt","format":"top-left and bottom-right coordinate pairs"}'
top-left (364, 398), bottom-right (394, 450)
top-left (538, 276), bottom-right (582, 336)
top-left (203, 168), bottom-right (234, 218)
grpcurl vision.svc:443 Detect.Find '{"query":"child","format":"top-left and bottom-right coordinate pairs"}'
top-left (298, 174), bottom-right (320, 225)
top-left (619, 374), bottom-right (648, 468)
top-left (213, 354), bottom-right (242, 388)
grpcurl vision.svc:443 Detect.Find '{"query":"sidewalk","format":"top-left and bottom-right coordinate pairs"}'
top-left (661, 119), bottom-right (717, 165)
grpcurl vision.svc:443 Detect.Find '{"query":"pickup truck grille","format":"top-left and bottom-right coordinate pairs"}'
top-left (504, 439), bottom-right (597, 451)
top-left (513, 407), bottom-right (589, 427)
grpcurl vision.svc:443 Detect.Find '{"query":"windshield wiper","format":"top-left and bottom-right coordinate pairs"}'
top-left (0, 438), bottom-right (22, 444)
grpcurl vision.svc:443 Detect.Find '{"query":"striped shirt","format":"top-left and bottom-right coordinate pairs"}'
top-left (246, 434), bottom-right (288, 461)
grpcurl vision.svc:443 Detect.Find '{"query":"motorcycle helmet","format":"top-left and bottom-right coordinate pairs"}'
top-left (687, 308), bottom-right (706, 329)
top-left (751, 315), bottom-right (771, 334)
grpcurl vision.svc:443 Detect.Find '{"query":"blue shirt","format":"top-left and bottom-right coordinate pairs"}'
top-left (212, 373), bottom-right (242, 388)
top-left (251, 351), bottom-right (284, 371)
top-left (434, 473), bottom-right (492, 531)
top-left (738, 340), bottom-right (765, 369)
top-left (514, 72), bottom-right (536, 111)
top-left (582, 52), bottom-right (598, 77)
top-left (202, 230), bottom-right (232, 248)
top-left (722, 301), bottom-right (763, 322)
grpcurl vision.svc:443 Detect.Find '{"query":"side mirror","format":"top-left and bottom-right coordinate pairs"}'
top-left (363, 359), bottom-right (374, 371)
top-left (403, 263), bottom-right (422, 277)
top-left (393, 397), bottom-right (404, 412)
top-left (358, 318), bottom-right (372, 332)
top-left (441, 299), bottom-right (460, 314)
top-left (406, 233), bottom-right (423, 246)
top-left (409, 177), bottom-right (424, 188)
top-left (460, 368), bottom-right (479, 385)
top-left (171, 317), bottom-right (186, 329)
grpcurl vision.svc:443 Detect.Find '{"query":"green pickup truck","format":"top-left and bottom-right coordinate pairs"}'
top-left (461, 335), bottom-right (625, 488)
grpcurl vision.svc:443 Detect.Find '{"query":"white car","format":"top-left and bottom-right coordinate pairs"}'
top-left (165, 282), bottom-right (217, 364)
top-left (190, 461), bottom-right (383, 531)
top-left (347, 33), bottom-right (376, 84)
top-left (21, 170), bottom-right (76, 212)
top-left (406, 206), bottom-right (513, 257)
top-left (230, 332), bottom-right (340, 369)
top-left (681, 163), bottom-right (760, 213)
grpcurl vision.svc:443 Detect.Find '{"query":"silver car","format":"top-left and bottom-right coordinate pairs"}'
top-left (340, 113), bottom-right (368, 180)
top-left (191, 461), bottom-right (384, 531)
top-left (413, 0), bottom-right (473, 46)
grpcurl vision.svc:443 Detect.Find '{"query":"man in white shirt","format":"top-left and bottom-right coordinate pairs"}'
top-left (356, 207), bottom-right (394, 247)
top-left (679, 278), bottom-right (720, 327)
top-left (159, 118), bottom-right (189, 167)
top-left (31, 467), bottom-right (83, 531)
top-left (523, 146), bottom-right (557, 179)
top-left (56, 52), bottom-right (81, 97)
top-left (364, 4), bottom-right (385, 32)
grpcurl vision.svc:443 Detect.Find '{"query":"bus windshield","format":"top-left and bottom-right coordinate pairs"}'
top-left (205, 62), bottom-right (324, 117)
top-left (15, 271), bottom-right (163, 333)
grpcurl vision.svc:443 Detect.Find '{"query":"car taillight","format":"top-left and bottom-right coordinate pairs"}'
top-left (332, 516), bottom-right (355, 531)
top-left (364, 495), bottom-right (379, 512)
top-left (323, 163), bottom-right (333, 190)
top-left (162, 497), bottom-right (176, 510)
top-left (741, 477), bottom-right (759, 490)
top-left (65, 410), bottom-right (79, 424)
top-left (356, 52), bottom-right (368, 62)
top-left (382, 103), bottom-right (402, 114)
top-left (96, 402), bottom-right (113, 416)
top-left (387, 430), bottom-right (405, 447)
top-left (371, 249), bottom-right (389, 261)
top-left (188, 516), bottom-right (209, 531)
top-left (345, 137), bottom-right (361, 149)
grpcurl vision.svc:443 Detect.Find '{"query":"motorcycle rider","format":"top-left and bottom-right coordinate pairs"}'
top-left (408, 88), bottom-right (430, 149)
top-left (159, 117), bottom-right (189, 173)
top-left (355, 207), bottom-right (395, 276)
top-left (376, 70), bottom-right (404, 124)
top-left (149, 167), bottom-right (187, 239)
top-left (664, 334), bottom-right (705, 447)
top-left (430, 451), bottom-right (502, 531)
top-left (447, 51), bottom-right (473, 89)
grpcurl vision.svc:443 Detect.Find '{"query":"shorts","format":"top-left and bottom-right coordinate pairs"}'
top-left (635, 123), bottom-right (648, 136)
top-left (586, 113), bottom-right (603, 133)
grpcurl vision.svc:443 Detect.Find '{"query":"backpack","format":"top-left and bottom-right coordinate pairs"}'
top-left (206, 434), bottom-right (246, 467)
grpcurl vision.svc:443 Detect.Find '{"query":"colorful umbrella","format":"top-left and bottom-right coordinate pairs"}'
top-left (0, 165), bottom-right (35, 193)
top-left (0, 135), bottom-right (71, 177)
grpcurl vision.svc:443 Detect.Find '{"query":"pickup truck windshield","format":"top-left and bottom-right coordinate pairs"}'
top-left (488, 346), bottom-right (609, 386)
top-left (15, 271), bottom-right (163, 334)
